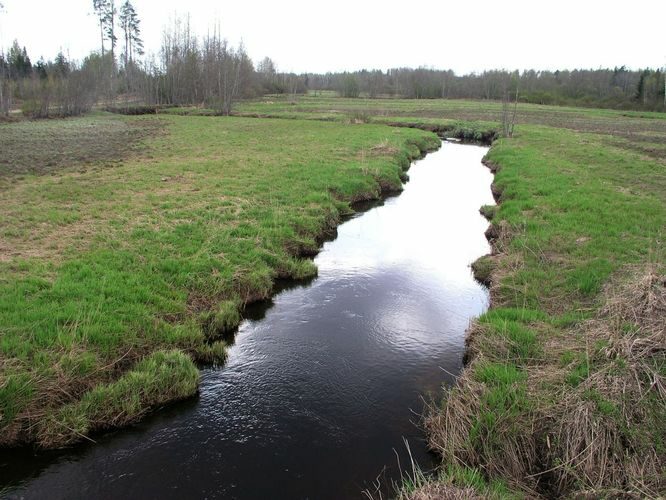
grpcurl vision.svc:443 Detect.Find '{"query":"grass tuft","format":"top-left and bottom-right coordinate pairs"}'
top-left (36, 350), bottom-right (199, 448)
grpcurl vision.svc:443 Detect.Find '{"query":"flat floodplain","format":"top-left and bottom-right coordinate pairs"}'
top-left (1, 96), bottom-right (665, 497)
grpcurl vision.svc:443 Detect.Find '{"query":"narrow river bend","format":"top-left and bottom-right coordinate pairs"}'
top-left (3, 142), bottom-right (494, 499)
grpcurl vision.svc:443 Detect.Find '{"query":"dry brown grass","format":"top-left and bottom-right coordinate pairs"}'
top-left (369, 139), bottom-right (400, 156)
top-left (0, 115), bottom-right (165, 177)
top-left (424, 365), bottom-right (542, 494)
top-left (0, 216), bottom-right (105, 264)
top-left (545, 268), bottom-right (665, 496)
top-left (424, 267), bottom-right (666, 498)
top-left (403, 484), bottom-right (482, 500)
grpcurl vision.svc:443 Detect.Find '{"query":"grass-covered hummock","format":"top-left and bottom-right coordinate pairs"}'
top-left (36, 350), bottom-right (199, 448)
top-left (0, 113), bottom-right (439, 447)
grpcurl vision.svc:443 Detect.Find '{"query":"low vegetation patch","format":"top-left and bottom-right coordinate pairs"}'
top-left (0, 113), bottom-right (165, 177)
top-left (105, 105), bottom-right (160, 115)
top-left (471, 255), bottom-right (495, 287)
top-left (422, 268), bottom-right (665, 497)
top-left (36, 350), bottom-right (199, 448)
top-left (479, 204), bottom-right (497, 221)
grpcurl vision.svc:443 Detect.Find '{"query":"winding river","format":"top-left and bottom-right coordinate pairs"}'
top-left (2, 142), bottom-right (493, 499)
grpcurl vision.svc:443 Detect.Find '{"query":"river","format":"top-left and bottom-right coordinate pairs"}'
top-left (2, 141), bottom-right (494, 499)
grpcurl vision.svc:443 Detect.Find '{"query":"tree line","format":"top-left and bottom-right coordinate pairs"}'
top-left (308, 67), bottom-right (665, 110)
top-left (0, 2), bottom-right (664, 118)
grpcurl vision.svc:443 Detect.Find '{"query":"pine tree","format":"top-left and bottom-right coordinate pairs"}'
top-left (35, 58), bottom-right (48, 79)
top-left (119, 0), bottom-right (131, 67)
top-left (119, 0), bottom-right (143, 66)
top-left (92, 0), bottom-right (109, 57)
top-left (635, 70), bottom-right (649, 104)
top-left (128, 7), bottom-right (144, 61)
top-left (53, 52), bottom-right (70, 78)
top-left (8, 41), bottom-right (31, 79)
top-left (104, 0), bottom-right (118, 64)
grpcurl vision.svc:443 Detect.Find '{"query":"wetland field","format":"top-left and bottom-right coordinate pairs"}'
top-left (1, 96), bottom-right (665, 497)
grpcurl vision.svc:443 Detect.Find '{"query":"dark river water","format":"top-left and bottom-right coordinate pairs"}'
top-left (2, 142), bottom-right (493, 499)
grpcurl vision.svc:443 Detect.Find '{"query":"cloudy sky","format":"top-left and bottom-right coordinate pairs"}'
top-left (0, 0), bottom-right (664, 74)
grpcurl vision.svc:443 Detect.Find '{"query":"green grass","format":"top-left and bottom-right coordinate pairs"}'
top-left (37, 350), bottom-right (199, 447)
top-left (259, 96), bottom-right (664, 497)
top-left (477, 316), bottom-right (541, 362)
top-left (1, 96), bottom-right (664, 495)
top-left (0, 113), bottom-right (438, 447)
top-left (487, 125), bottom-right (664, 310)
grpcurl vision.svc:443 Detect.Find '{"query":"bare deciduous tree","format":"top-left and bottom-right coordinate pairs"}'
top-left (501, 75), bottom-right (519, 138)
top-left (154, 19), bottom-right (254, 113)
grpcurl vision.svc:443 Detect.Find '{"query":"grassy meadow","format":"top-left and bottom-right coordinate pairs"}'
top-left (0, 94), bottom-right (664, 497)
top-left (0, 112), bottom-right (438, 447)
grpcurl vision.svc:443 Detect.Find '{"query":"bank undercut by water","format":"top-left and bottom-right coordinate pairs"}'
top-left (407, 124), bottom-right (665, 498)
top-left (0, 114), bottom-right (439, 448)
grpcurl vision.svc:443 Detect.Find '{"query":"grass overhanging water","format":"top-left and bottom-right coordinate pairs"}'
top-left (0, 113), bottom-right (438, 447)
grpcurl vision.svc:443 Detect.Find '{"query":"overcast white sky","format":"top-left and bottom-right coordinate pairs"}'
top-left (0, 0), bottom-right (664, 74)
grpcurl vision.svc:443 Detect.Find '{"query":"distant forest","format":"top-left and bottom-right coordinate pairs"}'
top-left (1, 0), bottom-right (664, 118)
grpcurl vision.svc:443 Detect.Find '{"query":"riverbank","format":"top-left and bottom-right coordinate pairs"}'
top-left (231, 96), bottom-right (664, 497)
top-left (411, 125), bottom-right (665, 498)
top-left (0, 114), bottom-right (439, 448)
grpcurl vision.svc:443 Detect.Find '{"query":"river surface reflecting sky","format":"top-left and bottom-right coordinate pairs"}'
top-left (3, 142), bottom-right (494, 500)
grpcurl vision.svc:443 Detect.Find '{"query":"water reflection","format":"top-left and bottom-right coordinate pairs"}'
top-left (3, 142), bottom-right (493, 500)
